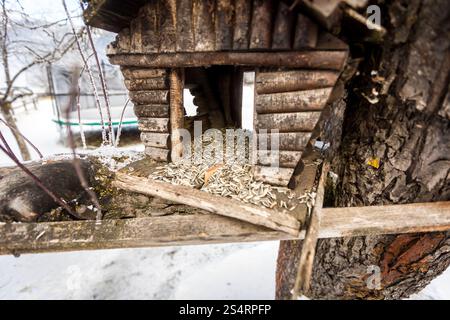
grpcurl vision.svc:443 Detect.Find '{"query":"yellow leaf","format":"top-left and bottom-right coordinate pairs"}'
top-left (367, 158), bottom-right (380, 169)
top-left (204, 164), bottom-right (223, 185)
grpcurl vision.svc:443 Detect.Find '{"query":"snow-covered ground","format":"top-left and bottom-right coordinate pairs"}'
top-left (0, 99), bottom-right (448, 300)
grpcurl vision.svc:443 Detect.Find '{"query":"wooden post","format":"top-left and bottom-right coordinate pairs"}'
top-left (170, 68), bottom-right (185, 161)
top-left (215, 0), bottom-right (234, 50)
top-left (292, 162), bottom-right (329, 299)
top-left (176, 0), bottom-right (195, 52)
top-left (193, 0), bottom-right (216, 51)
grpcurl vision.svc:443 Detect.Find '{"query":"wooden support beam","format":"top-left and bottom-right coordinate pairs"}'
top-left (0, 202), bottom-right (448, 255)
top-left (129, 90), bottom-right (169, 104)
top-left (158, 0), bottom-right (177, 52)
top-left (170, 68), bottom-right (185, 161)
top-left (113, 172), bottom-right (301, 236)
top-left (292, 162), bottom-right (329, 299)
top-left (109, 51), bottom-right (348, 70)
top-left (257, 132), bottom-right (312, 151)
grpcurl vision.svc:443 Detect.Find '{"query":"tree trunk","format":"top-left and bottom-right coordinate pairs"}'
top-left (276, 0), bottom-right (450, 299)
top-left (1, 102), bottom-right (31, 161)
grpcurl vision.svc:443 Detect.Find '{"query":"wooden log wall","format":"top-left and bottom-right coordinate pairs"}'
top-left (253, 67), bottom-right (340, 186)
top-left (106, 0), bottom-right (349, 186)
top-left (109, 0), bottom-right (348, 55)
top-left (123, 67), bottom-right (172, 161)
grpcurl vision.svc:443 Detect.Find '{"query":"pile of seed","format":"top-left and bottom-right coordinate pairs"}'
top-left (149, 132), bottom-right (312, 210)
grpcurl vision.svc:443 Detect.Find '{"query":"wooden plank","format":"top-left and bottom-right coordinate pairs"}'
top-left (272, 1), bottom-right (295, 49)
top-left (257, 150), bottom-right (302, 168)
top-left (255, 88), bottom-right (332, 114)
top-left (257, 132), bottom-right (312, 151)
top-left (176, 0), bottom-right (195, 52)
top-left (158, 0), bottom-right (177, 52)
top-left (0, 202), bottom-right (448, 255)
top-left (113, 172), bottom-right (301, 236)
top-left (193, 0), bottom-right (215, 51)
top-left (124, 78), bottom-right (168, 91)
top-left (233, 0), bottom-right (252, 50)
top-left (256, 70), bottom-right (339, 94)
top-left (293, 14), bottom-right (318, 49)
top-left (121, 68), bottom-right (167, 80)
top-left (215, 0), bottom-right (234, 50)
top-left (141, 132), bottom-right (170, 148)
top-left (301, 0), bottom-right (343, 30)
top-left (249, 0), bottom-right (273, 49)
top-left (0, 214), bottom-right (288, 255)
top-left (292, 162), bottom-right (329, 299)
top-left (129, 90), bottom-right (170, 104)
top-left (144, 146), bottom-right (170, 161)
top-left (134, 104), bottom-right (170, 118)
top-left (255, 112), bottom-right (322, 132)
top-left (320, 202), bottom-right (450, 238)
top-left (140, 2), bottom-right (159, 53)
top-left (109, 51), bottom-right (349, 70)
top-left (253, 166), bottom-right (294, 187)
top-left (170, 68), bottom-right (185, 161)
top-left (138, 117), bottom-right (170, 132)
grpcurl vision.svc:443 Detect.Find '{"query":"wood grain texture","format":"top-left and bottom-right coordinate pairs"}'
top-left (256, 70), bottom-right (339, 94)
top-left (110, 51), bottom-right (348, 70)
top-left (169, 68), bottom-right (185, 161)
top-left (141, 132), bottom-right (170, 148)
top-left (293, 14), bottom-right (318, 49)
top-left (133, 104), bottom-right (170, 118)
top-left (121, 68), bottom-right (167, 80)
top-left (272, 1), bottom-right (295, 49)
top-left (255, 112), bottom-right (322, 132)
top-left (255, 88), bottom-right (332, 114)
top-left (144, 146), bottom-right (170, 161)
top-left (215, 0), bottom-right (234, 50)
top-left (257, 150), bottom-right (303, 168)
top-left (138, 117), bottom-right (170, 132)
top-left (193, 0), bottom-right (216, 51)
top-left (129, 90), bottom-right (169, 104)
top-left (124, 77), bottom-right (168, 91)
top-left (176, 0), bottom-right (195, 52)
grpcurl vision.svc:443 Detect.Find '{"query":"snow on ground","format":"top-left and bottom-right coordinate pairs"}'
top-left (0, 99), bottom-right (449, 300)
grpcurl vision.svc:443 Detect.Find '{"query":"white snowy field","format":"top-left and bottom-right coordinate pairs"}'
top-left (0, 99), bottom-right (449, 300)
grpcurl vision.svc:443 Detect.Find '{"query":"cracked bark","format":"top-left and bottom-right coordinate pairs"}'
top-left (276, 0), bottom-right (450, 299)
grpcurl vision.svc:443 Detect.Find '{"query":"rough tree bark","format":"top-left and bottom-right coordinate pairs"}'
top-left (276, 0), bottom-right (450, 299)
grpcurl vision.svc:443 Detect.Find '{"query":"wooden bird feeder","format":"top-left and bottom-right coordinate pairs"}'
top-left (1, 0), bottom-right (449, 298)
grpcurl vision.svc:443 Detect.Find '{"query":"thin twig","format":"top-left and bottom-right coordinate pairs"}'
top-left (66, 67), bottom-right (103, 223)
top-left (81, 2), bottom-right (114, 145)
top-left (62, 0), bottom-right (107, 145)
top-left (76, 66), bottom-right (87, 149)
top-left (114, 98), bottom-right (130, 148)
top-left (0, 118), bottom-right (42, 158)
